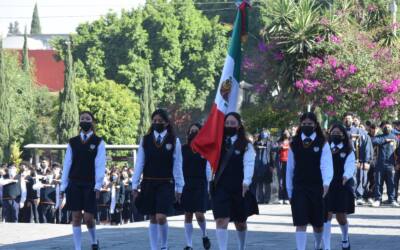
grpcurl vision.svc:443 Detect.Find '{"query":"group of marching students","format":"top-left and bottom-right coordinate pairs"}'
top-left (1, 109), bottom-right (399, 250)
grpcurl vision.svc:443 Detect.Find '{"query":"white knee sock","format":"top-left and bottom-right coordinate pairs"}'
top-left (88, 226), bottom-right (97, 244)
top-left (216, 228), bottom-right (228, 250)
top-left (184, 223), bottom-right (193, 247)
top-left (295, 231), bottom-right (307, 250)
top-left (72, 226), bottom-right (82, 250)
top-left (314, 232), bottom-right (323, 249)
top-left (148, 223), bottom-right (158, 250)
top-left (323, 221), bottom-right (331, 250)
top-left (237, 230), bottom-right (247, 250)
top-left (198, 220), bottom-right (207, 237)
top-left (339, 223), bottom-right (349, 241)
top-left (158, 222), bottom-right (169, 249)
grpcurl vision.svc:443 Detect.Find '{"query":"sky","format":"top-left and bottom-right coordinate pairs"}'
top-left (0, 0), bottom-right (146, 36)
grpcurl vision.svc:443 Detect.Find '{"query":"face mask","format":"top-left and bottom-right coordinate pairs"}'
top-left (330, 135), bottom-right (343, 145)
top-left (47, 175), bottom-right (53, 183)
top-left (152, 123), bottom-right (165, 133)
top-left (80, 122), bottom-right (92, 132)
top-left (224, 127), bottom-right (238, 137)
top-left (112, 176), bottom-right (118, 182)
top-left (301, 126), bottom-right (315, 137)
top-left (188, 132), bottom-right (198, 142)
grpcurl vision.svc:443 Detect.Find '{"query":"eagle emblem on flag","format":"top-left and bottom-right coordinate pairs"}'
top-left (220, 77), bottom-right (233, 102)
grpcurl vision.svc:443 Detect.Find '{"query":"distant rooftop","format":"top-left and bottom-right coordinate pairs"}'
top-left (4, 34), bottom-right (69, 50)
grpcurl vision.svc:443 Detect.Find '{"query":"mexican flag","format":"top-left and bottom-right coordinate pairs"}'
top-left (191, 1), bottom-right (250, 173)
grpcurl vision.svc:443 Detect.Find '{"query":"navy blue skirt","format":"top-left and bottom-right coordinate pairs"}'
top-left (134, 180), bottom-right (175, 215)
top-left (181, 179), bottom-right (208, 213)
top-left (65, 181), bottom-right (96, 214)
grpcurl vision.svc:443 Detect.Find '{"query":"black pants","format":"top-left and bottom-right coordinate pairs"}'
top-left (278, 161), bottom-right (289, 200)
top-left (2, 199), bottom-right (18, 222)
top-left (18, 201), bottom-right (33, 223)
top-left (60, 206), bottom-right (71, 224)
top-left (38, 204), bottom-right (55, 223)
top-left (374, 167), bottom-right (395, 202)
top-left (255, 180), bottom-right (271, 204)
top-left (364, 165), bottom-right (376, 199)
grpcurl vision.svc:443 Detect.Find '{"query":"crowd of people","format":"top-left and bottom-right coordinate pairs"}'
top-left (0, 160), bottom-right (144, 224)
top-left (0, 110), bottom-right (400, 250)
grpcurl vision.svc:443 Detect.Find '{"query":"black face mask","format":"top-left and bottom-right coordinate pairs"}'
top-left (80, 122), bottom-right (92, 132)
top-left (301, 125), bottom-right (315, 137)
top-left (330, 135), bottom-right (343, 145)
top-left (152, 123), bottom-right (166, 133)
top-left (188, 132), bottom-right (198, 142)
top-left (224, 127), bottom-right (238, 137)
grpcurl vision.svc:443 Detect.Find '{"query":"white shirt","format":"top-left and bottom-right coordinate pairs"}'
top-left (228, 135), bottom-right (256, 186)
top-left (286, 132), bottom-right (333, 199)
top-left (131, 130), bottom-right (185, 193)
top-left (60, 131), bottom-right (107, 192)
top-left (330, 143), bottom-right (356, 180)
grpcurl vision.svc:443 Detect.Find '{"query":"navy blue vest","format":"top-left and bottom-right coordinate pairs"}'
top-left (216, 142), bottom-right (245, 191)
top-left (40, 185), bottom-right (56, 204)
top-left (182, 144), bottom-right (207, 181)
top-left (143, 133), bottom-right (175, 179)
top-left (2, 175), bottom-right (21, 200)
top-left (68, 134), bottom-right (102, 183)
top-left (291, 136), bottom-right (324, 187)
top-left (332, 147), bottom-right (349, 184)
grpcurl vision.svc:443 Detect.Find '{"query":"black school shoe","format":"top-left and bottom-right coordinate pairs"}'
top-left (202, 237), bottom-right (211, 250)
top-left (342, 240), bottom-right (351, 250)
top-left (92, 240), bottom-right (100, 250)
top-left (183, 247), bottom-right (193, 250)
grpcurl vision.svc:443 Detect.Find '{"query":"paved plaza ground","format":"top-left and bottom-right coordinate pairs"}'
top-left (0, 204), bottom-right (399, 250)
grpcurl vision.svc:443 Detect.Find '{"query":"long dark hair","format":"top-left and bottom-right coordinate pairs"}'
top-left (224, 112), bottom-right (250, 151)
top-left (293, 112), bottom-right (327, 143)
top-left (329, 123), bottom-right (353, 154)
top-left (148, 109), bottom-right (176, 139)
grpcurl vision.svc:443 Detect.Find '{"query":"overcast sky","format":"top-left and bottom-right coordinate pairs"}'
top-left (0, 0), bottom-right (146, 36)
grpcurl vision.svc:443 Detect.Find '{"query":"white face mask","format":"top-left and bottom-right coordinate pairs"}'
top-left (47, 175), bottom-right (53, 183)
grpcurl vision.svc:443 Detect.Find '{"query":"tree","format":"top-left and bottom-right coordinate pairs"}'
top-left (57, 41), bottom-right (79, 144)
top-left (138, 65), bottom-right (154, 137)
top-left (30, 3), bottom-right (42, 35)
top-left (0, 38), bottom-right (6, 162)
top-left (75, 79), bottom-right (141, 144)
top-left (22, 27), bottom-right (29, 72)
top-left (8, 21), bottom-right (21, 35)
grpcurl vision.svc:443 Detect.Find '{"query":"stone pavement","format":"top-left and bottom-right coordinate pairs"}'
top-left (0, 204), bottom-right (399, 250)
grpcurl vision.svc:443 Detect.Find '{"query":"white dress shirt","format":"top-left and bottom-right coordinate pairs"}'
top-left (131, 130), bottom-right (185, 193)
top-left (330, 143), bottom-right (356, 180)
top-left (60, 131), bottom-right (107, 192)
top-left (228, 135), bottom-right (256, 186)
top-left (286, 132), bottom-right (333, 199)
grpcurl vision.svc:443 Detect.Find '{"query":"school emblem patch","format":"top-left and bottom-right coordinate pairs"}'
top-left (220, 77), bottom-right (233, 102)
top-left (90, 144), bottom-right (96, 150)
top-left (340, 152), bottom-right (346, 158)
top-left (165, 144), bottom-right (173, 151)
top-left (234, 150), bottom-right (241, 155)
top-left (313, 147), bottom-right (320, 152)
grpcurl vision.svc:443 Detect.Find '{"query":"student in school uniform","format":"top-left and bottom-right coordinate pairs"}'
top-left (35, 169), bottom-right (57, 223)
top-left (97, 174), bottom-right (111, 225)
top-left (211, 112), bottom-right (258, 250)
top-left (109, 170), bottom-right (125, 225)
top-left (132, 109), bottom-right (184, 250)
top-left (60, 111), bottom-right (106, 250)
top-left (277, 130), bottom-right (291, 204)
top-left (0, 165), bottom-right (22, 223)
top-left (323, 124), bottom-right (355, 250)
top-left (52, 163), bottom-right (63, 224)
top-left (181, 123), bottom-right (212, 250)
top-left (286, 112), bottom-right (333, 250)
top-left (121, 169), bottom-right (133, 224)
top-left (18, 164), bottom-right (31, 223)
